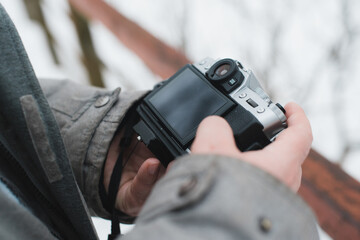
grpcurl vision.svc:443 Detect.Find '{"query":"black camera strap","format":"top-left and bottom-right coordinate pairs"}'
top-left (99, 99), bottom-right (143, 240)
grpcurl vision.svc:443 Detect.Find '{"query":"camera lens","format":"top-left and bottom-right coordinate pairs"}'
top-left (215, 64), bottom-right (231, 77)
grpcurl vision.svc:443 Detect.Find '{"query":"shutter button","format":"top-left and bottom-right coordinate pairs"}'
top-left (95, 96), bottom-right (110, 108)
top-left (178, 176), bottom-right (198, 197)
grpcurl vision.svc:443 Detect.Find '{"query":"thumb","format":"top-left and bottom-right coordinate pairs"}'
top-left (191, 116), bottom-right (239, 157)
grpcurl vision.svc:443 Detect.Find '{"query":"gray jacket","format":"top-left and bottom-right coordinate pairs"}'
top-left (0, 4), bottom-right (319, 240)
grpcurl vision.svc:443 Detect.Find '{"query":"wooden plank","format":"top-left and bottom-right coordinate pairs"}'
top-left (299, 150), bottom-right (360, 240)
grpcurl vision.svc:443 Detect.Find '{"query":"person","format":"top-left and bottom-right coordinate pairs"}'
top-left (0, 3), bottom-right (318, 240)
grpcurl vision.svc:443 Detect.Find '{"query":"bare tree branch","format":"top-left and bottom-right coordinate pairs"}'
top-left (23, 0), bottom-right (59, 64)
top-left (69, 4), bottom-right (104, 87)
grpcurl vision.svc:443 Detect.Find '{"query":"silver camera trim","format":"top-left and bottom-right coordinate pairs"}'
top-left (193, 57), bottom-right (287, 141)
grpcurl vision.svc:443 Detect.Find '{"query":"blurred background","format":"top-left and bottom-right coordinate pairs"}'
top-left (1, 0), bottom-right (359, 239)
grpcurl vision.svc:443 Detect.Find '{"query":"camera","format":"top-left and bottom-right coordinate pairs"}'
top-left (133, 57), bottom-right (287, 166)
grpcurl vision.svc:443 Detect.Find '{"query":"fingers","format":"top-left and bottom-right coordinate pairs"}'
top-left (191, 116), bottom-right (240, 158)
top-left (129, 158), bottom-right (162, 200)
top-left (242, 102), bottom-right (310, 191)
top-left (118, 158), bottom-right (164, 216)
top-left (265, 102), bottom-right (313, 162)
top-left (189, 104), bottom-right (310, 193)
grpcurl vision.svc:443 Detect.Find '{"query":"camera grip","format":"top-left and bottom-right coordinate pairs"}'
top-left (224, 105), bottom-right (271, 151)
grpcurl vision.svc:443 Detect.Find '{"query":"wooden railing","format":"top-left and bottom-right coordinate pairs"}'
top-left (300, 150), bottom-right (360, 239)
top-left (67, 1), bottom-right (360, 239)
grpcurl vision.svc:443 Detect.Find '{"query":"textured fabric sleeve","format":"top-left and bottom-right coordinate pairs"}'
top-left (40, 79), bottom-right (146, 218)
top-left (123, 154), bottom-right (319, 240)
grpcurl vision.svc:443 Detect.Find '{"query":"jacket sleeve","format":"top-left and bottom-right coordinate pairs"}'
top-left (40, 79), bottom-right (146, 218)
top-left (123, 154), bottom-right (319, 240)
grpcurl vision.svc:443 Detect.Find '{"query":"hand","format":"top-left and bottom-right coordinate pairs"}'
top-left (191, 102), bottom-right (313, 192)
top-left (104, 133), bottom-right (166, 216)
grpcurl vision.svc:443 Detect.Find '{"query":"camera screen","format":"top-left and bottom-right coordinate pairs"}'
top-left (147, 67), bottom-right (234, 144)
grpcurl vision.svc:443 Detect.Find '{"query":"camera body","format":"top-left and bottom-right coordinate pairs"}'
top-left (134, 58), bottom-right (287, 166)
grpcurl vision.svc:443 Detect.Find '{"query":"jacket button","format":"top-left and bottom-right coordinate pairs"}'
top-left (95, 96), bottom-right (110, 108)
top-left (259, 217), bottom-right (272, 233)
top-left (178, 176), bottom-right (198, 197)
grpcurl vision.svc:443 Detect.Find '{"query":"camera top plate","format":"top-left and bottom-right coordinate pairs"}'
top-left (194, 57), bottom-right (287, 140)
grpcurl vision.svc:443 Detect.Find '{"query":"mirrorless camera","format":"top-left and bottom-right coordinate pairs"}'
top-left (133, 57), bottom-right (287, 166)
